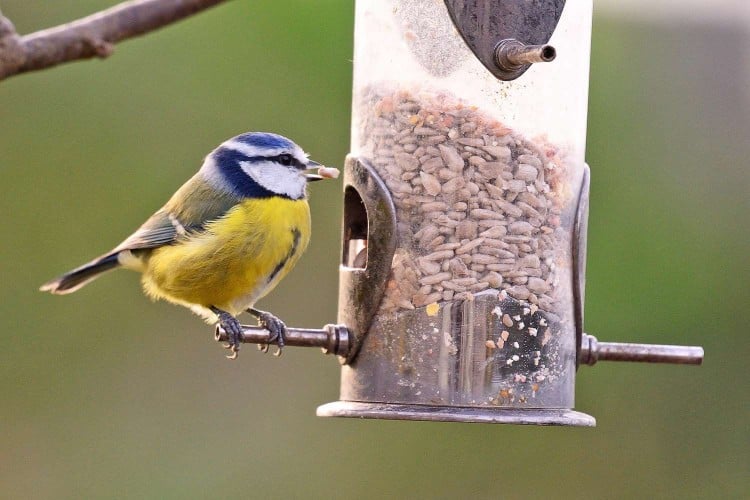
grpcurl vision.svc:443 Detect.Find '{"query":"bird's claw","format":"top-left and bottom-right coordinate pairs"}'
top-left (255, 311), bottom-right (287, 356)
top-left (215, 311), bottom-right (243, 360)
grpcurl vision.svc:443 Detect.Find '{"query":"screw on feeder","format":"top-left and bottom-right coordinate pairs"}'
top-left (494, 38), bottom-right (556, 76)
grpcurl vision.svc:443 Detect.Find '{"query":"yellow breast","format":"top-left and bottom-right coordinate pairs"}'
top-left (141, 197), bottom-right (311, 316)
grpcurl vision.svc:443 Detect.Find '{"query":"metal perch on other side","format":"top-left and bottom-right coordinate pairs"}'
top-left (579, 333), bottom-right (704, 366)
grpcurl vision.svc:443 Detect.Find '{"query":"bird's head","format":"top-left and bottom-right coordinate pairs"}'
top-left (200, 132), bottom-right (329, 200)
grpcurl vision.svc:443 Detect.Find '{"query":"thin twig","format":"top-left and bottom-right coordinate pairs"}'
top-left (0, 0), bottom-right (227, 81)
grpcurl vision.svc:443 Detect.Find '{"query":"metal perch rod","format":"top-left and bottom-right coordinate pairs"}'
top-left (216, 323), bottom-right (702, 367)
top-left (215, 323), bottom-right (350, 357)
top-left (579, 333), bottom-right (704, 366)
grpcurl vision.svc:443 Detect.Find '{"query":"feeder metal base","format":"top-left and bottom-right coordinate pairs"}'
top-left (317, 401), bottom-right (596, 426)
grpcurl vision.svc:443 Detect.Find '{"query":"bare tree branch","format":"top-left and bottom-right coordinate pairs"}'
top-left (0, 0), bottom-right (227, 81)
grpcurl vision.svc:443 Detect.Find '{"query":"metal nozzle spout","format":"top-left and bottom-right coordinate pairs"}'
top-left (579, 333), bottom-right (704, 366)
top-left (494, 39), bottom-right (556, 78)
top-left (215, 323), bottom-right (351, 358)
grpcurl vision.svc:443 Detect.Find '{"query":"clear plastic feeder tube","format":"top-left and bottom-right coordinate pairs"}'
top-left (328, 0), bottom-right (594, 423)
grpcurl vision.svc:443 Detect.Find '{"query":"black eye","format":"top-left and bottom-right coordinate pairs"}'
top-left (277, 154), bottom-right (294, 166)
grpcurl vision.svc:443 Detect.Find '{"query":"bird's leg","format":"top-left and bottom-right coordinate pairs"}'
top-left (246, 308), bottom-right (287, 357)
top-left (210, 306), bottom-right (243, 360)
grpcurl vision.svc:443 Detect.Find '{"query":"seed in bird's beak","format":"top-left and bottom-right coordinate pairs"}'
top-left (304, 162), bottom-right (339, 181)
top-left (317, 166), bottom-right (340, 179)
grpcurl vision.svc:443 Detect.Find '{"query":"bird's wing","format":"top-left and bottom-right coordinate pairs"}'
top-left (113, 174), bottom-right (242, 254)
top-left (112, 210), bottom-right (185, 252)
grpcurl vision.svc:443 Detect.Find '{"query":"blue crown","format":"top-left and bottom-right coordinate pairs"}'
top-left (232, 132), bottom-right (296, 150)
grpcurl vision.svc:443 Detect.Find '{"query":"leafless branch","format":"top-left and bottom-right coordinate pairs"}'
top-left (0, 0), bottom-right (227, 81)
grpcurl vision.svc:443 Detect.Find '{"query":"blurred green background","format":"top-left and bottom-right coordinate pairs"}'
top-left (1, 1), bottom-right (747, 498)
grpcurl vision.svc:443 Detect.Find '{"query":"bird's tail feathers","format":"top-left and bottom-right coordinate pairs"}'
top-left (39, 253), bottom-right (121, 295)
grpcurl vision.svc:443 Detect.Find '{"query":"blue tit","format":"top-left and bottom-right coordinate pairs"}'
top-left (40, 132), bottom-right (335, 359)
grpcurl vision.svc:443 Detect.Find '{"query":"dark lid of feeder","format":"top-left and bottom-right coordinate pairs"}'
top-left (444, 0), bottom-right (566, 80)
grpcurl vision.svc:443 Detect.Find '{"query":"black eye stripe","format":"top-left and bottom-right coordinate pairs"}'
top-left (241, 154), bottom-right (306, 169)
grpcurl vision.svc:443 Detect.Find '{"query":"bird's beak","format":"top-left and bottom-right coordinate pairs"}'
top-left (304, 160), bottom-right (323, 181)
top-left (304, 160), bottom-right (340, 181)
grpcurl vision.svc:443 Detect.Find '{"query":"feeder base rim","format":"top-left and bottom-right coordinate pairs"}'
top-left (316, 401), bottom-right (596, 426)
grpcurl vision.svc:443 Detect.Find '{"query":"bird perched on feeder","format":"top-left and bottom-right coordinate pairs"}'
top-left (40, 132), bottom-right (339, 359)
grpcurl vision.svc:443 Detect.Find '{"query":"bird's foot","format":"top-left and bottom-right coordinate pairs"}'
top-left (212, 308), bottom-right (243, 360)
top-left (249, 309), bottom-right (287, 357)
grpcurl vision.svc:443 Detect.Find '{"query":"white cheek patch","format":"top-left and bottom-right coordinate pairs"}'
top-left (240, 160), bottom-right (307, 199)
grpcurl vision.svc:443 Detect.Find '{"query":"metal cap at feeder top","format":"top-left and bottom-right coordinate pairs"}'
top-left (444, 0), bottom-right (565, 80)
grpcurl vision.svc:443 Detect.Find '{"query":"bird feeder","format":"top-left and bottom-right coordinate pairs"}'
top-left (218, 0), bottom-right (703, 426)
